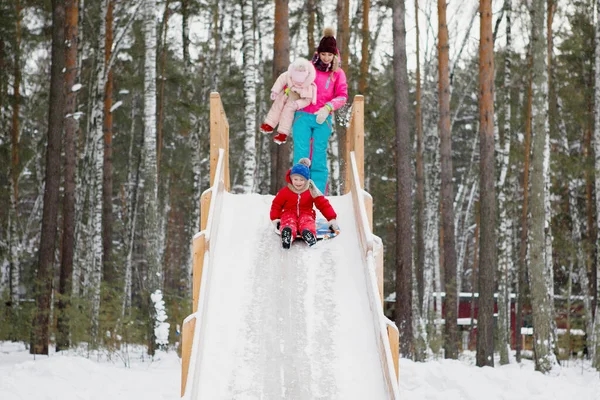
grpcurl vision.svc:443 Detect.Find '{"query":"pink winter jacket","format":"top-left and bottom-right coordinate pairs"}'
top-left (271, 59), bottom-right (317, 109)
top-left (300, 67), bottom-right (348, 115)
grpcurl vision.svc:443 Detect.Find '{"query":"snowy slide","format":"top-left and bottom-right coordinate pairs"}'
top-left (182, 190), bottom-right (399, 399)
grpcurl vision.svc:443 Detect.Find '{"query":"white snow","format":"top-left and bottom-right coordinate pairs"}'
top-left (1, 341), bottom-right (598, 400)
top-left (71, 83), bottom-right (82, 92)
top-left (1, 193), bottom-right (599, 400)
top-left (110, 100), bottom-right (123, 112)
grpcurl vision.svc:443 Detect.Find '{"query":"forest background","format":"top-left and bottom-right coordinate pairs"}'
top-left (1, 0), bottom-right (599, 374)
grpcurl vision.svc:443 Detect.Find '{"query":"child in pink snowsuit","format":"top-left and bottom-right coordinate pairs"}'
top-left (270, 158), bottom-right (339, 249)
top-left (261, 58), bottom-right (317, 145)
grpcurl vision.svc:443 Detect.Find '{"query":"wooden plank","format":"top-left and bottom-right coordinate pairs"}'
top-left (209, 93), bottom-right (222, 187)
top-left (375, 238), bottom-right (384, 305)
top-left (181, 317), bottom-right (197, 397)
top-left (200, 189), bottom-right (212, 232)
top-left (192, 233), bottom-right (206, 313)
top-left (352, 96), bottom-right (365, 187)
top-left (387, 323), bottom-right (400, 380)
top-left (364, 192), bottom-right (373, 231)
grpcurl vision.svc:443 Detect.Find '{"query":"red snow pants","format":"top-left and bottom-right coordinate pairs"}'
top-left (280, 210), bottom-right (316, 241)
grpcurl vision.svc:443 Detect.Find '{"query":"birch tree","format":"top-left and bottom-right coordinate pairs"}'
top-left (241, 0), bottom-right (257, 193)
top-left (496, 0), bottom-right (513, 366)
top-left (31, 0), bottom-right (66, 355)
top-left (528, 0), bottom-right (558, 373)
top-left (87, 0), bottom-right (109, 346)
top-left (142, 1), bottom-right (168, 352)
top-left (476, 0), bottom-right (496, 368)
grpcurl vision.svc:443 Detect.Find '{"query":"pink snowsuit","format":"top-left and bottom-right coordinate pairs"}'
top-left (264, 59), bottom-right (317, 135)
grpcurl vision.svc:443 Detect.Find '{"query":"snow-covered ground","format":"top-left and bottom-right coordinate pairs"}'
top-left (1, 341), bottom-right (598, 400)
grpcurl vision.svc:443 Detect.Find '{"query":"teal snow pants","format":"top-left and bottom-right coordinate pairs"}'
top-left (292, 112), bottom-right (333, 194)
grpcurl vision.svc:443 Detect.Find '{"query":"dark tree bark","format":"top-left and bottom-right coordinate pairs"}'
top-left (31, 0), bottom-right (66, 355)
top-left (414, 0), bottom-right (425, 312)
top-left (56, 0), bottom-right (79, 352)
top-left (476, 0), bottom-right (496, 368)
top-left (157, 0), bottom-right (170, 176)
top-left (11, 0), bottom-right (21, 206)
top-left (358, 0), bottom-right (369, 94)
top-left (307, 0), bottom-right (315, 56)
top-left (102, 0), bottom-right (115, 286)
top-left (182, 0), bottom-right (190, 67)
top-left (438, 0), bottom-right (459, 359)
top-left (392, 0), bottom-right (413, 358)
top-left (270, 0), bottom-right (290, 194)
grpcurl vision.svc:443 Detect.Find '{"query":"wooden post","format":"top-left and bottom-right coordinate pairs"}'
top-left (387, 323), bottom-right (400, 380)
top-left (192, 232), bottom-right (206, 313)
top-left (200, 190), bottom-right (212, 231)
top-left (181, 316), bottom-right (196, 396)
top-left (344, 95), bottom-right (365, 192)
top-left (210, 92), bottom-right (230, 189)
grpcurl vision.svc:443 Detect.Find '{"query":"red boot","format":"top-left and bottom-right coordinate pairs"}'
top-left (273, 133), bottom-right (288, 144)
top-left (260, 123), bottom-right (274, 133)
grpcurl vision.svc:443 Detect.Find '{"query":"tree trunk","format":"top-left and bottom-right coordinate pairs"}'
top-left (528, 0), bottom-right (558, 373)
top-left (7, 0), bottom-right (22, 314)
top-left (414, 0), bottom-right (425, 318)
top-left (516, 58), bottom-right (533, 363)
top-left (142, 0), bottom-right (167, 353)
top-left (31, 0), bottom-right (66, 355)
top-left (307, 0), bottom-right (315, 56)
top-left (392, 0), bottom-right (413, 359)
top-left (438, 0), bottom-right (458, 360)
top-left (476, 0), bottom-right (496, 368)
top-left (88, 0), bottom-right (109, 348)
top-left (413, 0), bottom-right (427, 361)
top-left (358, 0), bottom-right (369, 94)
top-left (496, 0), bottom-right (513, 366)
top-left (592, 0), bottom-right (600, 370)
top-left (157, 0), bottom-right (170, 176)
top-left (102, 0), bottom-right (114, 288)
top-left (270, 0), bottom-right (289, 194)
top-left (56, 0), bottom-right (79, 352)
top-left (241, 0), bottom-right (257, 193)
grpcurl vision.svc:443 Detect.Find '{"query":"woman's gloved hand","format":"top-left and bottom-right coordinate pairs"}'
top-left (315, 105), bottom-right (332, 124)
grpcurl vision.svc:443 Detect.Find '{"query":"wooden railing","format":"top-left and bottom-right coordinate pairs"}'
top-left (345, 95), bottom-right (400, 397)
top-left (181, 93), bottom-right (230, 397)
top-left (181, 93), bottom-right (399, 398)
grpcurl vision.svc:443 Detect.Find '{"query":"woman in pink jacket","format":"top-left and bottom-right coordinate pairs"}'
top-left (291, 28), bottom-right (348, 195)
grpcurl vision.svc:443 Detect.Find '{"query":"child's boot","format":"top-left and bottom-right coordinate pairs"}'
top-left (273, 132), bottom-right (288, 144)
top-left (281, 227), bottom-right (293, 249)
top-left (301, 229), bottom-right (317, 247)
top-left (260, 123), bottom-right (274, 133)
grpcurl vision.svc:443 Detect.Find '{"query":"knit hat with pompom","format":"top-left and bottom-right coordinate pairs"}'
top-left (290, 158), bottom-right (311, 180)
top-left (317, 27), bottom-right (337, 54)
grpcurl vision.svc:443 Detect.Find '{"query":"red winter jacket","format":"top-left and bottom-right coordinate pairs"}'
top-left (270, 170), bottom-right (337, 222)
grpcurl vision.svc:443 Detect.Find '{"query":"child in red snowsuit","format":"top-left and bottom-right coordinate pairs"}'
top-left (270, 158), bottom-right (339, 249)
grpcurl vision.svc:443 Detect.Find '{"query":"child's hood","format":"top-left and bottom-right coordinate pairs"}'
top-left (288, 58), bottom-right (316, 88)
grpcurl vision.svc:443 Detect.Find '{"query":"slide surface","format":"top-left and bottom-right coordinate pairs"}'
top-left (185, 192), bottom-right (392, 399)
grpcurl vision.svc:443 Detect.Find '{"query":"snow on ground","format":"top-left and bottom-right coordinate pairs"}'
top-left (1, 342), bottom-right (599, 400)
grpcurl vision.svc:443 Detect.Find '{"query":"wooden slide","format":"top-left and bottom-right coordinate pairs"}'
top-left (179, 94), bottom-right (400, 399)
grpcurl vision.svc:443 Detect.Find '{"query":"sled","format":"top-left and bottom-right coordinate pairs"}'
top-left (274, 217), bottom-right (340, 241)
